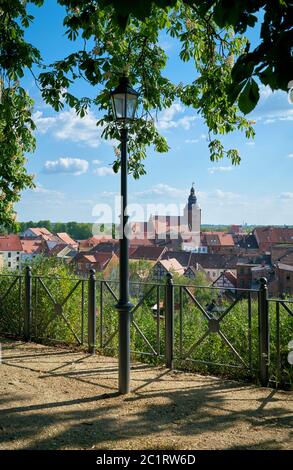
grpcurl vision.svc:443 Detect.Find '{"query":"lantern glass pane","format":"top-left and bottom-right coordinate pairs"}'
top-left (126, 94), bottom-right (137, 119)
top-left (113, 94), bottom-right (125, 119)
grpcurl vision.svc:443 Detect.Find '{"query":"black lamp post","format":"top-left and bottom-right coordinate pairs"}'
top-left (111, 75), bottom-right (139, 394)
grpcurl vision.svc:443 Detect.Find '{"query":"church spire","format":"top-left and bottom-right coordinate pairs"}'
top-left (188, 182), bottom-right (197, 209)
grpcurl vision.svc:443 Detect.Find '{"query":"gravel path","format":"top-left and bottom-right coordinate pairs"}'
top-left (0, 338), bottom-right (292, 450)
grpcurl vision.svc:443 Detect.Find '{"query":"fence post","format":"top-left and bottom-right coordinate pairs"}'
top-left (165, 272), bottom-right (174, 369)
top-left (258, 277), bottom-right (269, 386)
top-left (88, 269), bottom-right (96, 354)
top-left (24, 266), bottom-right (32, 341)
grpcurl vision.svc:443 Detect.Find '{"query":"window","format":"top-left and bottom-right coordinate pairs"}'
top-left (8, 252), bottom-right (11, 258)
top-left (17, 256), bottom-right (19, 261)
top-left (8, 262), bottom-right (11, 267)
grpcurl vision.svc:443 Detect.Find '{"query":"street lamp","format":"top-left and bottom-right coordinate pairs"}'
top-left (111, 75), bottom-right (139, 394)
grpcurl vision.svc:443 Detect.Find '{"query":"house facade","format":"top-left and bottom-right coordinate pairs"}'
top-left (212, 271), bottom-right (237, 295)
top-left (0, 235), bottom-right (23, 271)
top-left (152, 258), bottom-right (185, 281)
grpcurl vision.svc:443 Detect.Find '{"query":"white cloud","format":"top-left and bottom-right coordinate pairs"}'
top-left (92, 159), bottom-right (102, 165)
top-left (208, 166), bottom-right (233, 174)
top-left (93, 166), bottom-right (114, 176)
top-left (43, 158), bottom-right (89, 176)
top-left (287, 153), bottom-right (293, 159)
top-left (156, 103), bottom-right (197, 131)
top-left (33, 111), bottom-right (57, 133)
top-left (32, 184), bottom-right (64, 197)
top-left (214, 189), bottom-right (241, 201)
top-left (257, 104), bottom-right (293, 124)
top-left (185, 139), bottom-right (199, 144)
top-left (259, 85), bottom-right (273, 100)
top-left (280, 192), bottom-right (293, 200)
top-left (34, 109), bottom-right (102, 148)
top-left (100, 191), bottom-right (118, 197)
top-left (158, 39), bottom-right (173, 51)
top-left (246, 141), bottom-right (255, 146)
top-left (136, 183), bottom-right (187, 199)
top-left (176, 115), bottom-right (197, 130)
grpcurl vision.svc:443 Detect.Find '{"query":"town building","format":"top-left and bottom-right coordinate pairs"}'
top-left (200, 232), bottom-right (235, 254)
top-left (275, 263), bottom-right (293, 296)
top-left (56, 232), bottom-right (78, 249)
top-left (75, 251), bottom-right (118, 276)
top-left (20, 239), bottom-right (43, 266)
top-left (161, 251), bottom-right (238, 281)
top-left (271, 244), bottom-right (293, 265)
top-left (236, 262), bottom-right (273, 289)
top-left (130, 246), bottom-right (167, 262)
top-left (212, 271), bottom-right (237, 295)
top-left (22, 227), bottom-right (53, 239)
top-left (253, 226), bottom-right (293, 253)
top-left (0, 235), bottom-right (23, 271)
top-left (143, 184), bottom-right (202, 251)
top-left (153, 258), bottom-right (185, 281)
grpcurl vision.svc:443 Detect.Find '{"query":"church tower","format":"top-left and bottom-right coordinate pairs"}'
top-left (182, 183), bottom-right (201, 249)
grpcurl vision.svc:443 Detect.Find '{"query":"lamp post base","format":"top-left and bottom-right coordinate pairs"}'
top-left (116, 301), bottom-right (133, 394)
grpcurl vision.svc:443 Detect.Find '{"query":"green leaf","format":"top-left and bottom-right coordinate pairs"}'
top-left (238, 78), bottom-right (259, 114)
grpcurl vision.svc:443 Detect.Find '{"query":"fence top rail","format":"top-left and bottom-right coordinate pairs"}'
top-left (33, 275), bottom-right (85, 282)
top-left (268, 297), bottom-right (293, 304)
top-left (172, 284), bottom-right (259, 293)
top-left (102, 279), bottom-right (163, 287)
top-left (0, 273), bottom-right (23, 279)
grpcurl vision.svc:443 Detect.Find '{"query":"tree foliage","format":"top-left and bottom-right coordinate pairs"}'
top-left (0, 0), bottom-right (43, 229)
top-left (18, 220), bottom-right (95, 239)
top-left (0, 0), bottom-right (292, 229)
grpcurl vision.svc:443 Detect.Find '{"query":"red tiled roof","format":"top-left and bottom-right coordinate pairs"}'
top-left (130, 238), bottom-right (155, 247)
top-left (157, 258), bottom-right (185, 275)
top-left (0, 235), bottom-right (23, 252)
top-left (201, 232), bottom-right (234, 246)
top-left (80, 251), bottom-right (115, 265)
top-left (254, 227), bottom-right (293, 251)
top-left (56, 232), bottom-right (77, 246)
top-left (48, 243), bottom-right (68, 256)
top-left (30, 227), bottom-right (51, 235)
top-left (28, 227), bottom-right (52, 237)
top-left (277, 262), bottom-right (293, 272)
top-left (77, 251), bottom-right (117, 271)
top-left (21, 239), bottom-right (43, 254)
top-left (223, 271), bottom-right (237, 286)
top-left (130, 246), bottom-right (166, 261)
top-left (79, 236), bottom-right (114, 250)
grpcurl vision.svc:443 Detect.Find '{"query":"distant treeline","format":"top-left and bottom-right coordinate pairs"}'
top-left (16, 221), bottom-right (115, 240)
top-left (2, 221), bottom-right (290, 240)
top-left (201, 225), bottom-right (253, 233)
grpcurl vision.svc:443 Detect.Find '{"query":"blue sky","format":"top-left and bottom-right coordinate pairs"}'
top-left (15, 2), bottom-right (293, 225)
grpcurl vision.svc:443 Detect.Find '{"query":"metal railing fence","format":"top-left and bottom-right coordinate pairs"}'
top-left (0, 267), bottom-right (292, 389)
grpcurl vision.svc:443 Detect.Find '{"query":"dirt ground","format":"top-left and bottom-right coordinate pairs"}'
top-left (0, 337), bottom-right (292, 450)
